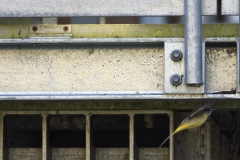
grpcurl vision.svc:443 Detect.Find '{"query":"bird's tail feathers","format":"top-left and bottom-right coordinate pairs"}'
top-left (159, 131), bottom-right (176, 148)
top-left (159, 123), bottom-right (189, 148)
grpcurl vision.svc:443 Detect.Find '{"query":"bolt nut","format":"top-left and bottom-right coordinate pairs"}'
top-left (63, 26), bottom-right (68, 31)
top-left (171, 50), bottom-right (182, 61)
top-left (170, 74), bottom-right (182, 86)
top-left (32, 26), bottom-right (38, 32)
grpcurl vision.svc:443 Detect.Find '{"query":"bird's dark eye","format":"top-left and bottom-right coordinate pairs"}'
top-left (206, 110), bottom-right (213, 115)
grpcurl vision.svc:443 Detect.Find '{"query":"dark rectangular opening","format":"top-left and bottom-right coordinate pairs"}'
top-left (48, 115), bottom-right (86, 148)
top-left (4, 115), bottom-right (42, 160)
top-left (91, 114), bottom-right (129, 147)
top-left (134, 114), bottom-right (169, 147)
top-left (4, 115), bottom-right (42, 148)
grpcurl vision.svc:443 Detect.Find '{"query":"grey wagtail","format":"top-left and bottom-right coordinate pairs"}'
top-left (159, 104), bottom-right (215, 148)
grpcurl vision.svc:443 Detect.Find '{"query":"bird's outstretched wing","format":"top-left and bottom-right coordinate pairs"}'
top-left (180, 102), bottom-right (213, 125)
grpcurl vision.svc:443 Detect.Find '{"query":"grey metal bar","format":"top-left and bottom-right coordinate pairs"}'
top-left (0, 0), bottom-right (216, 17)
top-left (42, 114), bottom-right (47, 160)
top-left (203, 42), bottom-right (206, 93)
top-left (239, 0), bottom-right (240, 86)
top-left (168, 112), bottom-right (174, 160)
top-left (0, 38), bottom-right (176, 44)
top-left (0, 38), bottom-right (237, 44)
top-left (86, 115), bottom-right (91, 160)
top-left (129, 114), bottom-right (134, 160)
top-left (203, 38), bottom-right (238, 42)
top-left (184, 0), bottom-right (203, 85)
top-left (1, 94), bottom-right (240, 100)
top-left (0, 114), bottom-right (4, 160)
top-left (0, 91), bottom-right (164, 96)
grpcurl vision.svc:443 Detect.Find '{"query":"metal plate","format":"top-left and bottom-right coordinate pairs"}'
top-left (29, 25), bottom-right (72, 38)
top-left (29, 25), bottom-right (71, 34)
top-left (164, 42), bottom-right (204, 94)
top-left (0, 0), bottom-right (217, 17)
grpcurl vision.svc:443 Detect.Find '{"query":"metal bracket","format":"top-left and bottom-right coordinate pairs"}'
top-left (164, 42), bottom-right (204, 94)
top-left (29, 25), bottom-right (72, 38)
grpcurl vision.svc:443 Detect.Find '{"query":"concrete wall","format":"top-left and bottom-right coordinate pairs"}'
top-left (0, 44), bottom-right (237, 93)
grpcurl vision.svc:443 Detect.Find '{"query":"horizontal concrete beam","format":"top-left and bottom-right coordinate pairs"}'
top-left (0, 41), bottom-right (238, 100)
top-left (0, 24), bottom-right (239, 100)
top-left (0, 0), bottom-right (216, 17)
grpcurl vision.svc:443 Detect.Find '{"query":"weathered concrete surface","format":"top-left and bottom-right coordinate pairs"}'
top-left (222, 0), bottom-right (239, 15)
top-left (9, 148), bottom-right (42, 160)
top-left (95, 148), bottom-right (128, 160)
top-left (0, 0), bottom-right (216, 17)
top-left (51, 148), bottom-right (85, 160)
top-left (0, 45), bottom-right (164, 92)
top-left (206, 46), bottom-right (237, 92)
top-left (8, 147), bottom-right (168, 160)
top-left (138, 148), bottom-right (168, 160)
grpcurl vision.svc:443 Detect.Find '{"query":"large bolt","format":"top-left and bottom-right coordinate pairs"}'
top-left (32, 26), bottom-right (38, 32)
top-left (171, 50), bottom-right (182, 61)
top-left (170, 74), bottom-right (182, 86)
top-left (63, 26), bottom-right (68, 31)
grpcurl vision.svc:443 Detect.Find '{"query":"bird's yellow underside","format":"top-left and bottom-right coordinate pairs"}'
top-left (174, 113), bottom-right (208, 134)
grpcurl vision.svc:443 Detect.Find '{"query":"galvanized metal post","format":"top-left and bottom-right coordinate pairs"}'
top-left (86, 114), bottom-right (92, 160)
top-left (169, 112), bottom-right (174, 160)
top-left (42, 114), bottom-right (48, 160)
top-left (0, 114), bottom-right (4, 160)
top-left (129, 114), bottom-right (135, 160)
top-left (184, 0), bottom-right (203, 85)
top-left (238, 0), bottom-right (240, 85)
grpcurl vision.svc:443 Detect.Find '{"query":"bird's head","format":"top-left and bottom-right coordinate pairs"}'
top-left (205, 109), bottom-right (215, 116)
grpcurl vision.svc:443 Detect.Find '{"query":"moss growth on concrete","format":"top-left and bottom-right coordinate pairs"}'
top-left (0, 101), bottom-right (239, 110)
top-left (0, 24), bottom-right (238, 39)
